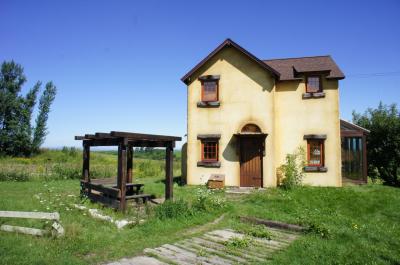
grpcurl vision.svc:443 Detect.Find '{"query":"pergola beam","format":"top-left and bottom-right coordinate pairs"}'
top-left (75, 131), bottom-right (181, 212)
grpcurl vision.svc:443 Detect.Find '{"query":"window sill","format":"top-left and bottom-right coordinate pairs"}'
top-left (197, 101), bottom-right (220, 108)
top-left (197, 161), bottom-right (221, 168)
top-left (302, 92), bottom-right (325, 99)
top-left (304, 166), bottom-right (328, 172)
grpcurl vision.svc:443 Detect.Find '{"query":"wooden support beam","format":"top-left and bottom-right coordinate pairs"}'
top-left (84, 138), bottom-right (122, 146)
top-left (82, 143), bottom-right (90, 186)
top-left (0, 211), bottom-right (60, 220)
top-left (362, 134), bottom-right (368, 183)
top-left (110, 131), bottom-right (181, 142)
top-left (165, 145), bottom-right (174, 200)
top-left (117, 143), bottom-right (128, 212)
top-left (127, 146), bottom-right (133, 183)
top-left (1, 225), bottom-right (48, 236)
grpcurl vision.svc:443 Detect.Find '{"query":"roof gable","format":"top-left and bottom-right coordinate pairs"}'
top-left (181, 38), bottom-right (280, 84)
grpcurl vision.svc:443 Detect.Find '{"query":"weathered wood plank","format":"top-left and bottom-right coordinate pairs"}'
top-left (127, 145), bottom-right (133, 183)
top-left (1, 225), bottom-right (48, 236)
top-left (0, 211), bottom-right (60, 220)
top-left (82, 143), bottom-right (90, 182)
top-left (110, 131), bottom-right (181, 141)
top-left (81, 182), bottom-right (120, 198)
top-left (117, 144), bottom-right (128, 212)
top-left (240, 216), bottom-right (306, 232)
top-left (87, 193), bottom-right (120, 209)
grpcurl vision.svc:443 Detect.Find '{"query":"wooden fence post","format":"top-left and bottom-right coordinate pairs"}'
top-left (127, 145), bottom-right (133, 183)
top-left (82, 142), bottom-right (90, 182)
top-left (165, 144), bottom-right (174, 200)
top-left (81, 142), bottom-right (90, 197)
top-left (117, 141), bottom-right (128, 212)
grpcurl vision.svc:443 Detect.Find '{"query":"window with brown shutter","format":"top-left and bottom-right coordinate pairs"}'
top-left (201, 80), bottom-right (218, 102)
top-left (201, 141), bottom-right (218, 161)
top-left (307, 139), bottom-right (324, 167)
top-left (306, 76), bottom-right (321, 93)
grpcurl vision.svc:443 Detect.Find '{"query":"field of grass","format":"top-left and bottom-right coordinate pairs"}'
top-left (0, 150), bottom-right (399, 264)
top-left (0, 147), bottom-right (182, 182)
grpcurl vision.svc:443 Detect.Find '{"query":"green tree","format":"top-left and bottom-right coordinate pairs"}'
top-left (353, 102), bottom-right (400, 187)
top-left (0, 61), bottom-right (57, 156)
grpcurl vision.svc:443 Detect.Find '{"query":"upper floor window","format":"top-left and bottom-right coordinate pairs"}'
top-left (306, 76), bottom-right (322, 93)
top-left (202, 80), bottom-right (218, 102)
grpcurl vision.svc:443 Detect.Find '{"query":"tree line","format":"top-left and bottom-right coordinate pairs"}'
top-left (0, 61), bottom-right (56, 156)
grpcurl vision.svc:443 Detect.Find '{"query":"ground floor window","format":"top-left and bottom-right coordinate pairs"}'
top-left (307, 139), bottom-right (324, 167)
top-left (197, 134), bottom-right (221, 168)
top-left (202, 141), bottom-right (218, 161)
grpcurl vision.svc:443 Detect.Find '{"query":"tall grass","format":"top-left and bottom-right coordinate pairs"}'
top-left (0, 147), bottom-right (181, 181)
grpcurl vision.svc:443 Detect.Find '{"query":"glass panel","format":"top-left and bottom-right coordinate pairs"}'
top-left (341, 137), bottom-right (363, 180)
top-left (307, 77), bottom-right (320, 93)
top-left (202, 81), bottom-right (218, 102)
top-left (203, 142), bottom-right (218, 160)
top-left (309, 140), bottom-right (322, 166)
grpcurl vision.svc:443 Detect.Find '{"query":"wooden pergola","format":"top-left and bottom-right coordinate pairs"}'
top-left (75, 131), bottom-right (181, 212)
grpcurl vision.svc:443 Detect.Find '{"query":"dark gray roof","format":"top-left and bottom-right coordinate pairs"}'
top-left (263, 56), bottom-right (345, 81)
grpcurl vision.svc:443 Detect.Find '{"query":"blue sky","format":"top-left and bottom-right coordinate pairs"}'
top-left (1, 0), bottom-right (399, 148)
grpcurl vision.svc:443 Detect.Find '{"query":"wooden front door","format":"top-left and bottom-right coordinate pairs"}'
top-left (240, 137), bottom-right (263, 187)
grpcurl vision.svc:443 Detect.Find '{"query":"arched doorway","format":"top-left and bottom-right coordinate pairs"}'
top-left (236, 124), bottom-right (267, 187)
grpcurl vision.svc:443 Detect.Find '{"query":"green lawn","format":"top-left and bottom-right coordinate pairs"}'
top-left (0, 179), bottom-right (399, 264)
top-left (0, 150), bottom-right (399, 264)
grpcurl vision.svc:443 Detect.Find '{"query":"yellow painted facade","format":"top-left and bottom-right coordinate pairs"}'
top-left (185, 46), bottom-right (342, 187)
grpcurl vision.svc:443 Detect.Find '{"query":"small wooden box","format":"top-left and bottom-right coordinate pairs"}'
top-left (207, 174), bottom-right (225, 189)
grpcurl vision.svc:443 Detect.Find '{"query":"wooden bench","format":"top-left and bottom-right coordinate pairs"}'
top-left (125, 194), bottom-right (154, 203)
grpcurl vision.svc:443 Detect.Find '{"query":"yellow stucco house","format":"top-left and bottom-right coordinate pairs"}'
top-left (181, 39), bottom-right (346, 187)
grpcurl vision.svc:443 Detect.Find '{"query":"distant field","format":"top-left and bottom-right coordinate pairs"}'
top-left (0, 148), bottom-right (182, 182)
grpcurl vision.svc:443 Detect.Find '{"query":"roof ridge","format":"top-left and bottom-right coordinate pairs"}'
top-left (263, 55), bottom-right (332, 61)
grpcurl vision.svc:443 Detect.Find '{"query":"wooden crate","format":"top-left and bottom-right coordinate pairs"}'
top-left (207, 174), bottom-right (225, 189)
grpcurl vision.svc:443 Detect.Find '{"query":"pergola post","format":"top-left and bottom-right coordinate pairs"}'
top-left (82, 142), bottom-right (90, 182)
top-left (165, 143), bottom-right (174, 200)
top-left (117, 140), bottom-right (128, 212)
top-left (81, 142), bottom-right (90, 197)
top-left (127, 145), bottom-right (133, 183)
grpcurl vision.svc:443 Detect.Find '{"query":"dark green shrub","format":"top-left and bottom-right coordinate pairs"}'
top-left (0, 171), bottom-right (30, 181)
top-left (154, 199), bottom-right (192, 220)
top-left (50, 164), bottom-right (80, 180)
top-left (307, 223), bottom-right (331, 239)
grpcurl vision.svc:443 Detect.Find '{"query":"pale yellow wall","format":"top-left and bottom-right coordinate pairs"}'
top-left (187, 46), bottom-right (276, 187)
top-left (274, 79), bottom-right (342, 187)
top-left (186, 46), bottom-right (342, 187)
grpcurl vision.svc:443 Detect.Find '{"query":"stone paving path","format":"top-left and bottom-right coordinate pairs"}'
top-left (105, 227), bottom-right (300, 265)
